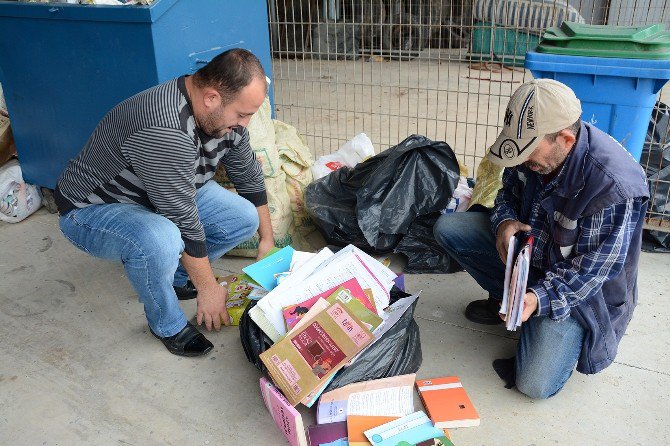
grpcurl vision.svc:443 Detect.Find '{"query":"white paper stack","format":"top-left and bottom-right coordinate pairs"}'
top-left (250, 245), bottom-right (397, 342)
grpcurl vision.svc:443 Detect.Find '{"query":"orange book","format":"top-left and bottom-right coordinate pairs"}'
top-left (346, 415), bottom-right (399, 446)
top-left (415, 376), bottom-right (480, 429)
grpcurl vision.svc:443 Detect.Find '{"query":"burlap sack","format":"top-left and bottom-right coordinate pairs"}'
top-left (274, 119), bottom-right (315, 237)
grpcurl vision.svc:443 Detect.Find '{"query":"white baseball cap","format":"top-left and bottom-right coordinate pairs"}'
top-left (487, 79), bottom-right (582, 167)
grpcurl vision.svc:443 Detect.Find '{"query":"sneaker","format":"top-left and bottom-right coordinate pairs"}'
top-left (149, 322), bottom-right (213, 357)
top-left (465, 298), bottom-right (503, 325)
top-left (174, 280), bottom-right (197, 300)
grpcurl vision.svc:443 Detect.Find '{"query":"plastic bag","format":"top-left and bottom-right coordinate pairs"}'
top-left (641, 101), bottom-right (670, 252)
top-left (305, 135), bottom-right (460, 272)
top-left (322, 288), bottom-right (422, 391)
top-left (0, 159), bottom-right (42, 223)
top-left (239, 286), bottom-right (422, 393)
top-left (468, 157), bottom-right (504, 210)
top-left (394, 213), bottom-right (462, 274)
top-left (441, 176), bottom-right (473, 214)
top-left (312, 133), bottom-right (375, 180)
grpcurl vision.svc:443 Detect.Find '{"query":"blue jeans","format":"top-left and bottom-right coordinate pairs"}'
top-left (434, 211), bottom-right (585, 399)
top-left (59, 180), bottom-right (259, 337)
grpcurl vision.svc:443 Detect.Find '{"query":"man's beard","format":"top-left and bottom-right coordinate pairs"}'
top-left (197, 108), bottom-right (229, 138)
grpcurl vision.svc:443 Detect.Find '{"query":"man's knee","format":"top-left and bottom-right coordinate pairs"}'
top-left (239, 200), bottom-right (260, 236)
top-left (130, 219), bottom-right (183, 268)
top-left (515, 367), bottom-right (567, 400)
top-left (433, 214), bottom-right (458, 252)
top-left (433, 212), bottom-right (478, 252)
top-left (218, 199), bottom-right (260, 244)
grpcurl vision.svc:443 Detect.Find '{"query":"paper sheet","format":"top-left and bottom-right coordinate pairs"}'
top-left (347, 386), bottom-right (414, 417)
top-left (316, 373), bottom-right (416, 424)
top-left (501, 236), bottom-right (533, 331)
top-left (257, 251), bottom-right (393, 336)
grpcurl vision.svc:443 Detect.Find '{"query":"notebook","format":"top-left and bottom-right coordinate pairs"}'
top-left (415, 376), bottom-right (480, 429)
top-left (363, 411), bottom-right (445, 446)
top-left (259, 377), bottom-right (308, 446)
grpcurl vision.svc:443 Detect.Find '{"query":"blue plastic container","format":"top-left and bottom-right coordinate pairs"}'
top-left (525, 51), bottom-right (670, 161)
top-left (0, 0), bottom-right (272, 188)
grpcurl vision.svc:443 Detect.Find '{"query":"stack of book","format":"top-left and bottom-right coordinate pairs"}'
top-left (244, 244), bottom-right (481, 445)
top-left (248, 245), bottom-right (398, 342)
top-left (261, 373), bottom-right (480, 446)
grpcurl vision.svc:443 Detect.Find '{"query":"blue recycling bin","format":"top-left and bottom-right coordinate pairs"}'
top-left (525, 51), bottom-right (670, 161)
top-left (0, 0), bottom-right (273, 188)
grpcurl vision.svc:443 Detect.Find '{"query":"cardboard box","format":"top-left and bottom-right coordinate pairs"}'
top-left (0, 115), bottom-right (17, 167)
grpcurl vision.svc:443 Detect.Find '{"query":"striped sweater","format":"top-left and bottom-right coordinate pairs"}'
top-left (55, 76), bottom-right (267, 258)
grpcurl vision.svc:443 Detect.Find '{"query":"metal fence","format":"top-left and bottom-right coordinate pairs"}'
top-left (266, 0), bottom-right (670, 232)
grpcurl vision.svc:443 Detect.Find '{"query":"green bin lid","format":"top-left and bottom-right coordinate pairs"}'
top-left (536, 22), bottom-right (670, 59)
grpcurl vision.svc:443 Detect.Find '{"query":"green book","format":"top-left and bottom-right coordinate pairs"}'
top-left (326, 286), bottom-right (383, 332)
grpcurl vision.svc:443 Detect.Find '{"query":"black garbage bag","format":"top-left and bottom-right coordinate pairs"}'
top-left (239, 299), bottom-right (274, 373)
top-left (323, 289), bottom-right (421, 392)
top-left (641, 102), bottom-right (670, 252)
top-left (305, 135), bottom-right (461, 270)
top-left (394, 212), bottom-right (462, 274)
top-left (239, 286), bottom-right (422, 393)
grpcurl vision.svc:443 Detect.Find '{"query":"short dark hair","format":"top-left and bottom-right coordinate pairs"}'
top-left (545, 119), bottom-right (581, 143)
top-left (192, 48), bottom-right (266, 104)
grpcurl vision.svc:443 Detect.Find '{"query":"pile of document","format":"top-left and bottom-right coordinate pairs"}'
top-left (242, 245), bottom-right (423, 408)
top-left (262, 371), bottom-right (479, 445)
top-left (500, 235), bottom-right (534, 331)
top-left (246, 244), bottom-right (483, 445)
top-left (248, 245), bottom-right (398, 343)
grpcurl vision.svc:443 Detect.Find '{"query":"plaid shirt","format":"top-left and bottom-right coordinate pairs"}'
top-left (491, 165), bottom-right (645, 321)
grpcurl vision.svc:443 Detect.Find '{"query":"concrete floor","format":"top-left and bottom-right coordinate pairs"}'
top-left (1, 207), bottom-right (669, 445)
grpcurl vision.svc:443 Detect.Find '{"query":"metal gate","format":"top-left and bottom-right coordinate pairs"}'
top-left (266, 0), bottom-right (670, 232)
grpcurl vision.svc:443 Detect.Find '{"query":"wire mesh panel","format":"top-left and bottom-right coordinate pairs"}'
top-left (267, 0), bottom-right (670, 231)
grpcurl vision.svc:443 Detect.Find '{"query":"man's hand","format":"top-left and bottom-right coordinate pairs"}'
top-left (495, 219), bottom-right (531, 263)
top-left (256, 237), bottom-right (275, 261)
top-left (196, 283), bottom-right (230, 330)
top-left (521, 291), bottom-right (538, 322)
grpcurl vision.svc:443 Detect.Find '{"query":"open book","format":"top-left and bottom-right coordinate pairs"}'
top-left (499, 234), bottom-right (534, 331)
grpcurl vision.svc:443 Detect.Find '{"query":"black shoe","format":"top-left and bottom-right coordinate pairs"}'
top-left (150, 322), bottom-right (213, 357)
top-left (174, 280), bottom-right (197, 300)
top-left (465, 298), bottom-right (503, 325)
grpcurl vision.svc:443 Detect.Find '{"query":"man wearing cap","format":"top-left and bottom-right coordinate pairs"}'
top-left (434, 79), bottom-right (649, 399)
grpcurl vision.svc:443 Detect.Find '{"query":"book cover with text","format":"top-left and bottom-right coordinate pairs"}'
top-left (260, 302), bottom-right (374, 406)
top-left (363, 411), bottom-right (444, 446)
top-left (283, 277), bottom-right (377, 330)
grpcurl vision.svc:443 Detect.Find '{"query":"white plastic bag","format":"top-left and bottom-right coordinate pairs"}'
top-left (312, 133), bottom-right (375, 179)
top-left (440, 176), bottom-right (472, 214)
top-left (0, 159), bottom-right (42, 223)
